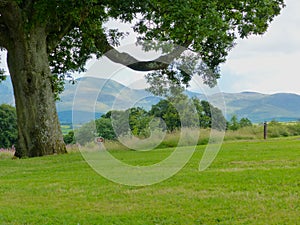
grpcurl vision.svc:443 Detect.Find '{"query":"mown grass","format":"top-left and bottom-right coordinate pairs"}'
top-left (0, 138), bottom-right (299, 224)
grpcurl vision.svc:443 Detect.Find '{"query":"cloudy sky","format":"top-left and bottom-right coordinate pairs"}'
top-left (218, 0), bottom-right (300, 94)
top-left (1, 0), bottom-right (299, 94)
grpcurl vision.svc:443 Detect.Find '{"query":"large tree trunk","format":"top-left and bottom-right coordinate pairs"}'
top-left (6, 26), bottom-right (66, 157)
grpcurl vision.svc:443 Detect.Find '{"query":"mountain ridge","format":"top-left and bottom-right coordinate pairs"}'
top-left (1, 76), bottom-right (300, 123)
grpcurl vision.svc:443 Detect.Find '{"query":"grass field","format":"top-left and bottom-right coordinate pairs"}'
top-left (0, 138), bottom-right (299, 224)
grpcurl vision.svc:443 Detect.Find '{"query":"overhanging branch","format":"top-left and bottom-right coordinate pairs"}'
top-left (101, 40), bottom-right (189, 72)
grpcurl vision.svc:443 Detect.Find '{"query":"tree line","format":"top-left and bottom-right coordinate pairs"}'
top-left (66, 93), bottom-right (228, 145)
top-left (0, 100), bottom-right (255, 147)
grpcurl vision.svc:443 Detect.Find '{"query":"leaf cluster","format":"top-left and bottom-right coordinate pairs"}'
top-left (0, 104), bottom-right (17, 148)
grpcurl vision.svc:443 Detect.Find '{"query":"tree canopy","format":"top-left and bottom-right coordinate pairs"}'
top-left (0, 0), bottom-right (285, 85)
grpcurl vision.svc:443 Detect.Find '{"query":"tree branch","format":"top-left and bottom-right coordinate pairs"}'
top-left (0, 16), bottom-right (9, 49)
top-left (100, 40), bottom-right (189, 72)
top-left (46, 19), bottom-right (74, 53)
top-left (0, 1), bottom-right (22, 33)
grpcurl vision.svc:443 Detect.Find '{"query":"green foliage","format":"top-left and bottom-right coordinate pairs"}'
top-left (149, 99), bottom-right (180, 132)
top-left (2, 0), bottom-right (284, 91)
top-left (228, 115), bottom-right (240, 131)
top-left (63, 131), bottom-right (75, 144)
top-left (266, 121), bottom-right (300, 138)
top-left (227, 115), bottom-right (253, 131)
top-left (50, 74), bottom-right (65, 101)
top-left (225, 119), bottom-right (300, 140)
top-left (95, 107), bottom-right (152, 140)
top-left (239, 117), bottom-right (253, 128)
top-left (74, 121), bottom-right (97, 145)
top-left (147, 89), bottom-right (226, 132)
top-left (76, 93), bottom-right (226, 144)
top-left (95, 117), bottom-right (117, 140)
top-left (194, 98), bottom-right (227, 130)
top-left (127, 107), bottom-right (151, 137)
top-left (0, 104), bottom-right (17, 148)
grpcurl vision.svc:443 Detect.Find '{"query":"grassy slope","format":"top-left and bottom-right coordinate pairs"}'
top-left (0, 138), bottom-right (299, 225)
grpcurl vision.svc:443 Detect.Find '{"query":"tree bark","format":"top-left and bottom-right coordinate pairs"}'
top-left (7, 26), bottom-right (66, 157)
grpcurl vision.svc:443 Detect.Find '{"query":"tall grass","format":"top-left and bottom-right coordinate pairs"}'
top-left (77, 128), bottom-right (216, 151)
top-left (0, 146), bottom-right (15, 159)
top-left (76, 122), bottom-right (300, 151)
top-left (3, 122), bottom-right (300, 157)
top-left (225, 126), bottom-right (262, 141)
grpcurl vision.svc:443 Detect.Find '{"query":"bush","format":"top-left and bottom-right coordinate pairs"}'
top-left (63, 131), bottom-right (75, 144)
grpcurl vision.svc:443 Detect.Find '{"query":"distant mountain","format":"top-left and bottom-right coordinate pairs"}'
top-left (210, 92), bottom-right (300, 122)
top-left (57, 77), bottom-right (161, 123)
top-left (1, 76), bottom-right (300, 123)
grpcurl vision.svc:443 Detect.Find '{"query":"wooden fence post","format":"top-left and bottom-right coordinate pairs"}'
top-left (264, 122), bottom-right (267, 140)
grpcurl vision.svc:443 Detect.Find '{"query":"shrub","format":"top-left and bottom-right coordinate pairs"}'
top-left (63, 131), bottom-right (75, 144)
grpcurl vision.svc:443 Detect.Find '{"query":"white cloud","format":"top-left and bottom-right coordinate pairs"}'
top-left (219, 0), bottom-right (300, 94)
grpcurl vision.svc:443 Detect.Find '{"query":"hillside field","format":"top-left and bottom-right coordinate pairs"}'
top-left (0, 138), bottom-right (299, 224)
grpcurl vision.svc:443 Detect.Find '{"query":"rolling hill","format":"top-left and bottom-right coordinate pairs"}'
top-left (1, 76), bottom-right (300, 123)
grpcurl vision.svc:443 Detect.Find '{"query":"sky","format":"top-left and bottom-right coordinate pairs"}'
top-left (1, 0), bottom-right (299, 94)
top-left (218, 0), bottom-right (300, 94)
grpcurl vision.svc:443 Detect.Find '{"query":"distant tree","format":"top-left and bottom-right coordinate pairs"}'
top-left (149, 93), bottom-right (226, 132)
top-left (96, 107), bottom-right (151, 139)
top-left (149, 91), bottom-right (198, 132)
top-left (127, 107), bottom-right (151, 138)
top-left (0, 104), bottom-right (17, 148)
top-left (75, 121), bottom-right (97, 145)
top-left (196, 99), bottom-right (212, 128)
top-left (95, 117), bottom-right (117, 140)
top-left (109, 110), bottom-right (132, 137)
top-left (269, 120), bottom-right (280, 126)
top-left (239, 118), bottom-right (252, 128)
top-left (228, 115), bottom-right (240, 131)
top-left (192, 98), bottom-right (226, 130)
top-left (149, 99), bottom-right (180, 132)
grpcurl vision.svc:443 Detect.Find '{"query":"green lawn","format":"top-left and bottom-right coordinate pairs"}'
top-left (0, 138), bottom-right (299, 224)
